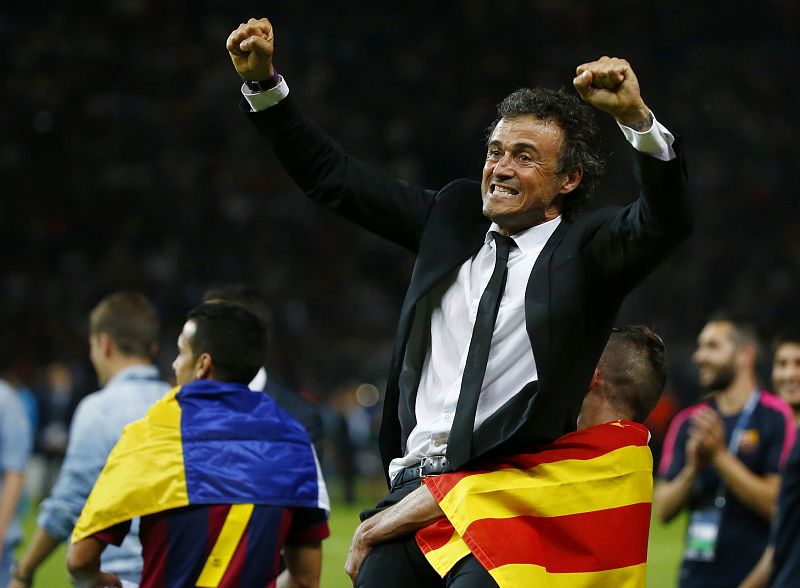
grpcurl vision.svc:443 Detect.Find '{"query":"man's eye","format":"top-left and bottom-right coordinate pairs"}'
top-left (488, 149), bottom-right (502, 158)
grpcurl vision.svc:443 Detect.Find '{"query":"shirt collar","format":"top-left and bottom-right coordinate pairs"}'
top-left (105, 364), bottom-right (159, 388)
top-left (486, 216), bottom-right (562, 256)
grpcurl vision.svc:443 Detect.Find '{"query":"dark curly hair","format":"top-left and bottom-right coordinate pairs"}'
top-left (487, 88), bottom-right (606, 220)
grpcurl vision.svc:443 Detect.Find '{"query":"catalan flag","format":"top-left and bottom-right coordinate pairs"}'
top-left (73, 380), bottom-right (329, 543)
top-left (415, 421), bottom-right (653, 587)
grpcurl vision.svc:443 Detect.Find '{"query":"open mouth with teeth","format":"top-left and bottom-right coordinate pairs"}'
top-left (490, 183), bottom-right (520, 197)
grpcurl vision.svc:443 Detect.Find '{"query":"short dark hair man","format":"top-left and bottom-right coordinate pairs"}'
top-left (202, 284), bottom-right (324, 460)
top-left (11, 292), bottom-right (169, 588)
top-left (66, 302), bottom-right (329, 588)
top-left (656, 314), bottom-right (796, 588)
top-left (346, 326), bottom-right (668, 586)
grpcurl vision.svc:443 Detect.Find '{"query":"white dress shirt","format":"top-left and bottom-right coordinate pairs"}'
top-left (243, 78), bottom-right (677, 478)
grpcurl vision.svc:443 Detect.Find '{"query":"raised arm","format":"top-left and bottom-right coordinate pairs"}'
top-left (226, 17), bottom-right (437, 253)
top-left (573, 57), bottom-right (691, 289)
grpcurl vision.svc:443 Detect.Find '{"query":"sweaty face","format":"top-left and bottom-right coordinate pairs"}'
top-left (481, 116), bottom-right (579, 234)
top-left (773, 342), bottom-right (800, 416)
top-left (172, 320), bottom-right (198, 386)
top-left (693, 322), bottom-right (738, 392)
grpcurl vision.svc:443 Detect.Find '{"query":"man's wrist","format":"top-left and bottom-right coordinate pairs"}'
top-left (617, 107), bottom-right (653, 132)
top-left (11, 563), bottom-right (33, 585)
top-left (242, 69), bottom-right (281, 93)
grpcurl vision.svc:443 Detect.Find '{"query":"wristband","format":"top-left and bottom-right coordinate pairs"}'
top-left (243, 70), bottom-right (281, 93)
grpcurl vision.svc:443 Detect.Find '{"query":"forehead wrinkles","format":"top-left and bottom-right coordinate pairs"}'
top-left (489, 116), bottom-right (565, 151)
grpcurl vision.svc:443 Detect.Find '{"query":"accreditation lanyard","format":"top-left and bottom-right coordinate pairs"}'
top-left (714, 389), bottom-right (760, 508)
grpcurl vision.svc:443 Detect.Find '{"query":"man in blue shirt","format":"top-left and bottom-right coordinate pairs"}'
top-left (0, 378), bottom-right (32, 587)
top-left (9, 292), bottom-right (169, 588)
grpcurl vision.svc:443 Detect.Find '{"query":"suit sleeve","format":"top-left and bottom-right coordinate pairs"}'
top-left (245, 93), bottom-right (437, 254)
top-left (586, 141), bottom-right (692, 292)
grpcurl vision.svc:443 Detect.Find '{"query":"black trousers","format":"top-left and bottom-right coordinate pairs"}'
top-left (356, 477), bottom-right (499, 588)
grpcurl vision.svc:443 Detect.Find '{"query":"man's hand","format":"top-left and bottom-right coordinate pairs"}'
top-left (686, 434), bottom-right (710, 472)
top-left (573, 57), bottom-right (652, 131)
top-left (344, 484), bottom-right (445, 585)
top-left (226, 17), bottom-right (275, 81)
top-left (345, 521), bottom-right (373, 585)
top-left (689, 406), bottom-right (727, 463)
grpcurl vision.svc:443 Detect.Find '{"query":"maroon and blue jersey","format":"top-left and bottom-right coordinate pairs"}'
top-left (96, 503), bottom-right (329, 588)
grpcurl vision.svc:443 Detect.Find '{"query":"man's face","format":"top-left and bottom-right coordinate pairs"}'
top-left (773, 342), bottom-right (800, 416)
top-left (481, 116), bottom-right (579, 234)
top-left (693, 321), bottom-right (738, 392)
top-left (172, 320), bottom-right (198, 386)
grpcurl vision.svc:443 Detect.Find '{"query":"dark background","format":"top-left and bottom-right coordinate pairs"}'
top-left (2, 0), bottom-right (798, 423)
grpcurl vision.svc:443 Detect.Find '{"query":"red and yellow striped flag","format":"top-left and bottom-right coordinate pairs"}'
top-left (415, 421), bottom-right (653, 587)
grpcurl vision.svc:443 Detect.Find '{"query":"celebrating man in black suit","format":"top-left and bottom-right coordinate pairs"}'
top-left (227, 16), bottom-right (691, 587)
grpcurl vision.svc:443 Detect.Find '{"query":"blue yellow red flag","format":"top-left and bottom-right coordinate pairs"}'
top-left (73, 380), bottom-right (328, 542)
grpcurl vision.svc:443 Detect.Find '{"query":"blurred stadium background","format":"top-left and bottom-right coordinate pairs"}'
top-left (2, 0), bottom-right (798, 585)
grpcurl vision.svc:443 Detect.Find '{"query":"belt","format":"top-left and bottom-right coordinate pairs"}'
top-left (392, 456), bottom-right (449, 489)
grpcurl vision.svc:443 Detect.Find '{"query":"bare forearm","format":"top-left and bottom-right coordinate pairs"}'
top-left (738, 544), bottom-right (774, 588)
top-left (361, 484), bottom-right (444, 545)
top-left (0, 471), bottom-right (25, 544)
top-left (283, 542), bottom-right (322, 588)
top-left (654, 466), bottom-right (697, 523)
top-left (14, 526), bottom-right (62, 579)
top-left (713, 452), bottom-right (780, 520)
top-left (67, 537), bottom-right (107, 588)
top-left (346, 484), bottom-right (445, 582)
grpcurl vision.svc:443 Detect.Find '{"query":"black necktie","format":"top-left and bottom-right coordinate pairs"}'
top-left (446, 231), bottom-right (515, 469)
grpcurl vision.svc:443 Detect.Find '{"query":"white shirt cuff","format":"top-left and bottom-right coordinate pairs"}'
top-left (617, 112), bottom-right (676, 161)
top-left (242, 77), bottom-right (290, 112)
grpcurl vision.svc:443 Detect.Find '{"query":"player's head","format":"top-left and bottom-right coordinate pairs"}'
top-left (481, 88), bottom-right (605, 232)
top-left (693, 312), bottom-right (759, 393)
top-left (88, 291), bottom-right (160, 385)
top-left (579, 325), bottom-right (667, 428)
top-left (772, 329), bottom-right (800, 421)
top-left (172, 301), bottom-right (265, 386)
top-left (202, 283), bottom-right (272, 362)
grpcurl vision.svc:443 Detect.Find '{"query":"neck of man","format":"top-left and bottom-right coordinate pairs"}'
top-left (577, 401), bottom-right (628, 430)
top-left (101, 356), bottom-right (151, 387)
top-left (715, 372), bottom-right (758, 416)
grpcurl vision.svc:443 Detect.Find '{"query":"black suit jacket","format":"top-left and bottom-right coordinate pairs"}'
top-left (248, 93), bottom-right (692, 483)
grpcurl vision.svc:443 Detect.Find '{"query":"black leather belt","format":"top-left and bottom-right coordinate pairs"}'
top-left (392, 456), bottom-right (449, 489)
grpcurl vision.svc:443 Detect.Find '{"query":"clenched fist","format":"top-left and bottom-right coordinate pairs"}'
top-left (573, 57), bottom-right (652, 131)
top-left (226, 17), bottom-right (275, 81)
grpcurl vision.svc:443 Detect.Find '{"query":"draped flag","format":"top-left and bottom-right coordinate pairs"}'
top-left (415, 421), bottom-right (653, 587)
top-left (73, 380), bottom-right (329, 543)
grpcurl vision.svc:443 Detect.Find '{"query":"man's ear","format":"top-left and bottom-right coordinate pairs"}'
top-left (194, 353), bottom-right (213, 380)
top-left (559, 167), bottom-right (583, 194)
top-left (589, 367), bottom-right (603, 391)
top-left (100, 333), bottom-right (114, 358)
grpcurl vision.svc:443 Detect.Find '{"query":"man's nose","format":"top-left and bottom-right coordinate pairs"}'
top-left (492, 154), bottom-right (515, 177)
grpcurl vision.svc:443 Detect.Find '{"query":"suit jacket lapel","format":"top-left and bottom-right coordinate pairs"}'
top-left (524, 218), bottom-right (570, 401)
